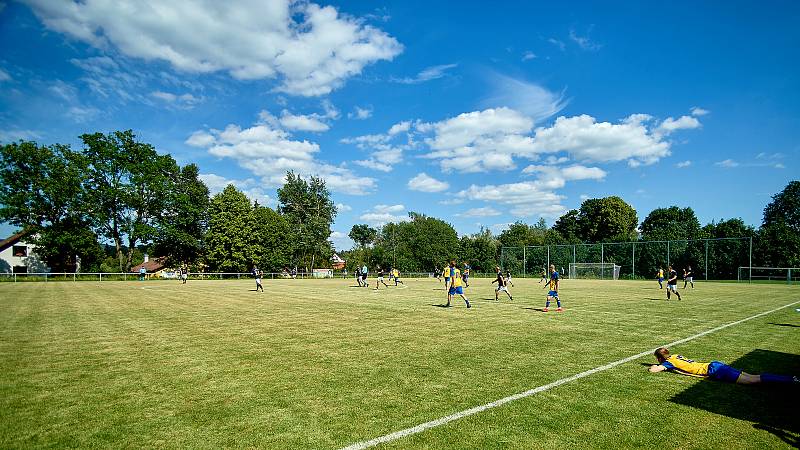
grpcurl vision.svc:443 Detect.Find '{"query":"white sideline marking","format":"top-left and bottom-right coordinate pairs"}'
top-left (341, 300), bottom-right (800, 450)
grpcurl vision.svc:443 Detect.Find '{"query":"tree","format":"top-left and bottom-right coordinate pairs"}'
top-left (204, 185), bottom-right (253, 272)
top-left (459, 228), bottom-right (499, 272)
top-left (757, 181), bottom-right (800, 267)
top-left (0, 140), bottom-right (98, 271)
top-left (576, 196), bottom-right (638, 243)
top-left (249, 203), bottom-right (293, 271)
top-left (702, 218), bottom-right (755, 279)
top-left (349, 224), bottom-right (377, 248)
top-left (81, 130), bottom-right (177, 272)
top-left (277, 172), bottom-right (336, 271)
top-left (369, 213), bottom-right (459, 272)
top-left (553, 209), bottom-right (580, 242)
top-left (152, 163), bottom-right (210, 267)
top-left (640, 206), bottom-right (702, 241)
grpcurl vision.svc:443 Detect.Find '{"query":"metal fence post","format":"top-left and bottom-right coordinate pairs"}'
top-left (749, 237), bottom-right (753, 284)
top-left (600, 243), bottom-right (604, 279)
top-left (666, 241), bottom-right (670, 268)
top-left (523, 246), bottom-right (526, 277)
top-left (547, 246), bottom-right (550, 271)
top-left (100, 273), bottom-right (102, 282)
top-left (705, 239), bottom-right (709, 281)
top-left (632, 242), bottom-right (635, 279)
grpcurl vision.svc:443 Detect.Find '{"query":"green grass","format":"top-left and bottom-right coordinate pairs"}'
top-left (1, 278), bottom-right (798, 449)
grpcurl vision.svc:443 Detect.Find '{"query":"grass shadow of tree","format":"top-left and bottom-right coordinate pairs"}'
top-left (669, 349), bottom-right (799, 447)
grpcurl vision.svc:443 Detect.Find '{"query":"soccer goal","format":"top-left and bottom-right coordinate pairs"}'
top-left (737, 267), bottom-right (799, 284)
top-left (569, 263), bottom-right (621, 280)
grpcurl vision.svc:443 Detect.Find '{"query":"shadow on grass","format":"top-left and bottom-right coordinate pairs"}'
top-left (431, 304), bottom-right (451, 308)
top-left (768, 323), bottom-right (800, 328)
top-left (670, 349), bottom-right (800, 447)
top-left (523, 307), bottom-right (547, 312)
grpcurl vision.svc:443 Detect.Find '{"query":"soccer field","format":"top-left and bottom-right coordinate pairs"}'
top-left (1, 278), bottom-right (798, 449)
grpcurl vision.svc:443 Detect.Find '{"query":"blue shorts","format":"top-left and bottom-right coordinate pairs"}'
top-left (444, 278), bottom-right (450, 283)
top-left (449, 286), bottom-right (464, 295)
top-left (708, 361), bottom-right (741, 383)
top-left (548, 290), bottom-right (558, 298)
top-left (658, 277), bottom-right (664, 282)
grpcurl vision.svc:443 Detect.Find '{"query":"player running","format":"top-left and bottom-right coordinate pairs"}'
top-left (354, 266), bottom-right (363, 287)
top-left (253, 266), bottom-right (263, 292)
top-left (462, 263), bottom-right (471, 288)
top-left (538, 268), bottom-right (548, 284)
top-left (446, 261), bottom-right (471, 308)
top-left (543, 264), bottom-right (562, 312)
top-left (180, 265), bottom-right (188, 284)
top-left (683, 265), bottom-right (694, 289)
top-left (442, 264), bottom-right (450, 289)
top-left (649, 347), bottom-right (798, 385)
top-left (492, 266), bottom-right (513, 301)
top-left (392, 268), bottom-right (404, 286)
top-left (666, 265), bottom-right (682, 300)
top-left (361, 264), bottom-right (369, 288)
top-left (375, 267), bottom-right (389, 290)
top-left (505, 269), bottom-right (514, 287)
top-left (656, 267), bottom-right (665, 289)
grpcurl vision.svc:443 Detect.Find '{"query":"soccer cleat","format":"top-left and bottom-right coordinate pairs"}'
top-left (466, 303), bottom-right (471, 308)
top-left (556, 307), bottom-right (563, 312)
top-left (543, 308), bottom-right (549, 312)
top-left (510, 296), bottom-right (514, 301)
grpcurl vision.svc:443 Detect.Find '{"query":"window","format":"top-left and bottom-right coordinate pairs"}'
top-left (12, 245), bottom-right (27, 257)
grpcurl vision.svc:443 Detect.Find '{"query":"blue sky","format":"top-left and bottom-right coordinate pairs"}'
top-left (1, 1), bottom-right (798, 249)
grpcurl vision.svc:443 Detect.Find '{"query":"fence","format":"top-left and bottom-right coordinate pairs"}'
top-left (737, 267), bottom-right (799, 284)
top-left (501, 237), bottom-right (754, 281)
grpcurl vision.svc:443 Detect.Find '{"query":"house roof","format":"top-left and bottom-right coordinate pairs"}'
top-left (0, 229), bottom-right (30, 253)
top-left (130, 257), bottom-right (167, 273)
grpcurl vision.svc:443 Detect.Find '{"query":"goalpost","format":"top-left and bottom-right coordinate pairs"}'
top-left (737, 267), bottom-right (799, 284)
top-left (569, 263), bottom-right (621, 280)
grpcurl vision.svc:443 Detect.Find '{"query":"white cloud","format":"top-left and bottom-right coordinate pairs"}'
top-left (187, 113), bottom-right (376, 195)
top-left (0, 68), bottom-right (11, 82)
top-left (439, 198), bottom-right (464, 206)
top-left (483, 73), bottom-right (568, 124)
top-left (676, 160), bottom-right (692, 168)
top-left (0, 129), bottom-right (42, 143)
top-left (279, 110), bottom-right (330, 132)
top-left (569, 28), bottom-right (602, 51)
top-left (354, 146), bottom-right (403, 172)
top-left (521, 51), bottom-right (536, 61)
top-left (459, 181), bottom-right (566, 218)
top-left (344, 120), bottom-right (413, 172)
top-left (150, 90), bottom-right (202, 108)
top-left (388, 120), bottom-right (411, 136)
top-left (715, 159), bottom-right (739, 168)
top-left (24, 0), bottom-right (403, 97)
top-left (656, 115), bottom-right (701, 136)
top-left (690, 107), bottom-right (710, 117)
top-left (67, 105), bottom-right (100, 123)
top-left (349, 105), bottom-right (373, 120)
top-left (335, 203), bottom-right (352, 212)
top-left (579, 194), bottom-right (590, 201)
top-left (392, 63), bottom-right (457, 84)
top-left (407, 173), bottom-right (449, 192)
top-left (359, 204), bottom-right (409, 226)
top-left (199, 173), bottom-right (273, 205)
top-left (548, 38), bottom-right (566, 51)
top-left (457, 207), bottom-right (501, 218)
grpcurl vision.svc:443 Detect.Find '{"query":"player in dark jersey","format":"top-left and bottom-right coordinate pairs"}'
top-left (375, 267), bottom-right (389, 290)
top-left (491, 266), bottom-right (513, 301)
top-left (666, 265), bottom-right (682, 300)
top-left (683, 265), bottom-right (694, 289)
top-left (505, 269), bottom-right (514, 287)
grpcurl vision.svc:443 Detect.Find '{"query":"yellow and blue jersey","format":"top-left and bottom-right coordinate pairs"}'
top-left (549, 271), bottom-right (559, 290)
top-left (451, 268), bottom-right (463, 287)
top-left (658, 269), bottom-right (664, 279)
top-left (443, 268), bottom-right (450, 279)
top-left (661, 355), bottom-right (710, 377)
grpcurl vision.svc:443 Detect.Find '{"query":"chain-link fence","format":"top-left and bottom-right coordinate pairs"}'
top-left (500, 237), bottom-right (753, 281)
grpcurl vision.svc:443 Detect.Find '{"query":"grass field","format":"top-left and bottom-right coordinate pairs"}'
top-left (1, 277), bottom-right (798, 449)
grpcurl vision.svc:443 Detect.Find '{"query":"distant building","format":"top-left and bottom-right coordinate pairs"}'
top-left (130, 254), bottom-right (168, 277)
top-left (0, 230), bottom-right (48, 274)
top-left (330, 253), bottom-right (346, 270)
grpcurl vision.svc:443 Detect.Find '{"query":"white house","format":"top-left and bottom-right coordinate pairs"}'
top-left (0, 230), bottom-right (48, 274)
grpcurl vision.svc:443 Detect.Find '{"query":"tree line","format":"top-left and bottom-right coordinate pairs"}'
top-left (1, 131), bottom-right (797, 276)
top-left (344, 185), bottom-right (800, 278)
top-left (0, 131), bottom-right (336, 273)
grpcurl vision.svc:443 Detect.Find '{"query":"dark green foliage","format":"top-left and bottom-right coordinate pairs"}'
top-left (277, 172), bottom-right (336, 271)
top-left (348, 224), bottom-right (377, 248)
top-left (553, 209), bottom-right (580, 242)
top-left (204, 185), bottom-right (255, 272)
top-left (757, 181), bottom-right (800, 267)
top-left (576, 196), bottom-right (638, 243)
top-left (458, 228), bottom-right (499, 272)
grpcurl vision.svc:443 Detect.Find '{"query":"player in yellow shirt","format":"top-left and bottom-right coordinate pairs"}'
top-left (392, 268), bottom-right (404, 286)
top-left (649, 347), bottom-right (797, 384)
top-left (442, 265), bottom-right (450, 287)
top-left (446, 260), bottom-right (471, 308)
top-left (543, 264), bottom-right (562, 312)
top-left (656, 267), bottom-right (664, 289)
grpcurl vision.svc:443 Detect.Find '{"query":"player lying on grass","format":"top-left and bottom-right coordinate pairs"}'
top-left (491, 266), bottom-right (513, 301)
top-left (649, 347), bottom-right (798, 385)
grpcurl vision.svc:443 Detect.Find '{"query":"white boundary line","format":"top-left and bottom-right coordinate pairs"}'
top-left (341, 300), bottom-right (800, 450)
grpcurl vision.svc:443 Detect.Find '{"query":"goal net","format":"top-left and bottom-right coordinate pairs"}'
top-left (737, 267), bottom-right (799, 284)
top-left (569, 263), bottom-right (621, 280)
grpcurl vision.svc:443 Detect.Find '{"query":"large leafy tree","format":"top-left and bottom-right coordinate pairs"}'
top-left (0, 140), bottom-right (100, 271)
top-left (370, 213), bottom-right (459, 272)
top-left (553, 209), bottom-right (581, 242)
top-left (640, 206), bottom-right (702, 241)
top-left (204, 185), bottom-right (253, 272)
top-left (638, 206), bottom-right (702, 276)
top-left (702, 218), bottom-right (755, 279)
top-left (277, 172), bottom-right (336, 271)
top-left (757, 181), bottom-right (800, 267)
top-left (81, 130), bottom-right (178, 272)
top-left (576, 196), bottom-right (638, 243)
top-left (249, 203), bottom-right (292, 271)
top-left (459, 228), bottom-right (499, 272)
top-left (152, 163), bottom-right (210, 267)
top-left (349, 224), bottom-right (377, 248)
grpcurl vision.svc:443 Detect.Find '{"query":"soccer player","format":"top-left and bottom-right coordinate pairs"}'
top-left (462, 263), bottom-right (471, 288)
top-left (180, 265), bottom-right (188, 284)
top-left (253, 266), bottom-right (263, 292)
top-left (666, 265), bottom-right (681, 300)
top-left (656, 267), bottom-right (665, 289)
top-left (446, 261), bottom-right (471, 308)
top-left (492, 266), bottom-right (513, 301)
top-left (393, 268), bottom-right (404, 286)
top-left (505, 269), bottom-right (514, 287)
top-left (649, 347), bottom-right (798, 385)
top-left (442, 265), bottom-right (450, 288)
top-left (538, 268), bottom-right (548, 284)
top-left (544, 264), bottom-right (562, 312)
top-left (361, 264), bottom-right (369, 287)
top-left (354, 266), bottom-right (363, 287)
top-left (375, 267), bottom-right (389, 290)
top-left (684, 265), bottom-right (694, 289)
